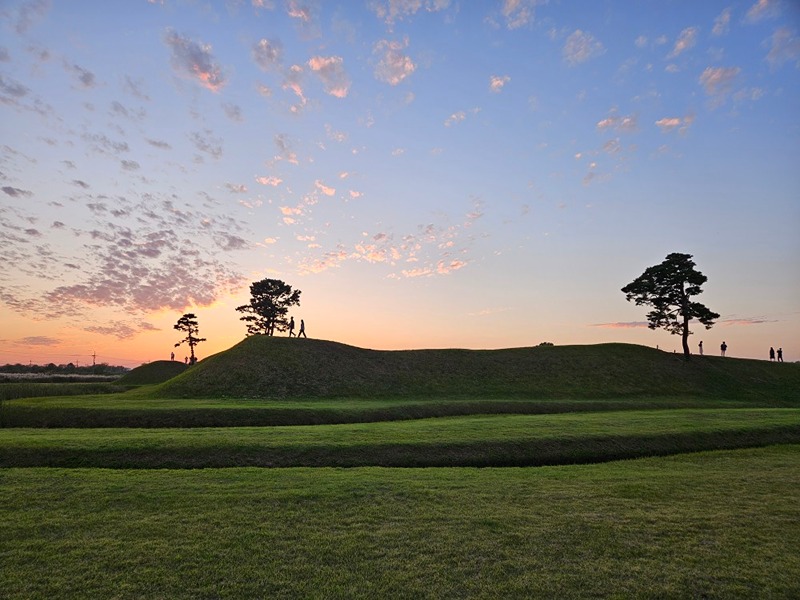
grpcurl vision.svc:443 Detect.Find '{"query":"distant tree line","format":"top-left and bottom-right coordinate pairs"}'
top-left (0, 363), bottom-right (129, 375)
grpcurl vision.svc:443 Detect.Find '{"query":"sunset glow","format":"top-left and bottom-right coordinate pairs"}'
top-left (1, 0), bottom-right (798, 367)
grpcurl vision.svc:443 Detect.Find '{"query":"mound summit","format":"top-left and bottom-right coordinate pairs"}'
top-left (155, 337), bottom-right (800, 401)
top-left (118, 360), bottom-right (189, 386)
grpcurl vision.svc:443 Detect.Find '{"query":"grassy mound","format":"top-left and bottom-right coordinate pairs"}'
top-left (155, 337), bottom-right (800, 401)
top-left (118, 360), bottom-right (189, 386)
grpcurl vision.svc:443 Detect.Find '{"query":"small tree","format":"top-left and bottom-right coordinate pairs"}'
top-left (621, 253), bottom-right (719, 359)
top-left (174, 313), bottom-right (206, 364)
top-left (236, 278), bottom-right (301, 336)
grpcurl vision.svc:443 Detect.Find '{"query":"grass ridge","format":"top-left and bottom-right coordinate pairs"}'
top-left (154, 337), bottom-right (800, 401)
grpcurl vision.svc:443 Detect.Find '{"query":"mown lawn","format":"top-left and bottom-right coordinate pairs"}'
top-left (0, 394), bottom-right (774, 428)
top-left (2, 445), bottom-right (799, 599)
top-left (3, 409), bottom-right (799, 468)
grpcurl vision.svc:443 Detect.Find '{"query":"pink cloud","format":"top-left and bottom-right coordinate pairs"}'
top-left (255, 175), bottom-right (283, 186)
top-left (655, 114), bottom-right (694, 134)
top-left (308, 55), bottom-right (350, 98)
top-left (596, 113), bottom-right (638, 132)
top-left (314, 180), bottom-right (336, 196)
top-left (489, 75), bottom-right (511, 93)
top-left (374, 38), bottom-right (416, 85)
top-left (745, 0), bottom-right (781, 23)
top-left (163, 29), bottom-right (227, 93)
top-left (699, 66), bottom-right (740, 97)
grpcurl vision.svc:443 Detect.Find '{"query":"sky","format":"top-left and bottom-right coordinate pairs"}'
top-left (1, 0), bottom-right (798, 367)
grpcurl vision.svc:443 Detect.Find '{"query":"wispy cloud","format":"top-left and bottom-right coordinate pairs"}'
top-left (591, 321), bottom-right (650, 329)
top-left (745, 0), bottom-right (781, 23)
top-left (712, 8), bottom-right (732, 36)
top-left (10, 0), bottom-right (51, 34)
top-left (489, 75), bottom-right (510, 93)
top-left (164, 29), bottom-right (227, 92)
top-left (655, 114), bottom-right (694, 134)
top-left (64, 62), bottom-right (97, 89)
top-left (444, 111), bottom-right (466, 127)
top-left (668, 26), bottom-right (699, 58)
top-left (252, 38), bottom-right (283, 71)
top-left (374, 38), bottom-right (416, 85)
top-left (699, 66), bottom-right (740, 100)
top-left (596, 111), bottom-right (638, 132)
top-left (767, 27), bottom-right (800, 70)
top-left (499, 0), bottom-right (538, 30)
top-left (15, 335), bottom-right (60, 346)
top-left (370, 0), bottom-right (452, 27)
top-left (2, 186), bottom-right (33, 197)
top-left (281, 64), bottom-right (307, 111)
top-left (222, 103), bottom-right (243, 122)
top-left (721, 317), bottom-right (778, 326)
top-left (255, 175), bottom-right (283, 186)
top-left (308, 55), bottom-right (350, 98)
top-left (563, 30), bottom-right (605, 65)
top-left (189, 130), bottom-right (223, 160)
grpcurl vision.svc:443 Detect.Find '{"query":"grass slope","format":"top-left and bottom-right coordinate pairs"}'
top-left (117, 360), bottom-right (188, 386)
top-left (156, 337), bottom-right (800, 401)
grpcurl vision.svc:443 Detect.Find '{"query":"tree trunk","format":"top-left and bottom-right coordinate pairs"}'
top-left (680, 284), bottom-right (691, 359)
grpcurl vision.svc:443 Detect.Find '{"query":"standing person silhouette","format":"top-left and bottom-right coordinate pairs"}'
top-left (288, 317), bottom-right (295, 337)
top-left (777, 348), bottom-right (783, 362)
top-left (298, 319), bottom-right (307, 338)
top-left (720, 341), bottom-right (727, 357)
top-left (770, 347), bottom-right (775, 361)
top-left (698, 341), bottom-right (703, 356)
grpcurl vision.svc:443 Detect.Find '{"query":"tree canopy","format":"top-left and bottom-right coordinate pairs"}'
top-left (236, 278), bottom-right (301, 336)
top-left (621, 253), bottom-right (719, 358)
top-left (174, 313), bottom-right (206, 364)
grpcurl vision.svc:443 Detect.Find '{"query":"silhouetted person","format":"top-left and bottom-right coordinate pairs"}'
top-left (777, 348), bottom-right (783, 362)
top-left (770, 347), bottom-right (775, 361)
top-left (184, 356), bottom-right (188, 364)
top-left (720, 341), bottom-right (727, 357)
top-left (171, 351), bottom-right (174, 361)
top-left (288, 317), bottom-right (295, 337)
top-left (298, 319), bottom-right (307, 338)
top-left (698, 340), bottom-right (703, 356)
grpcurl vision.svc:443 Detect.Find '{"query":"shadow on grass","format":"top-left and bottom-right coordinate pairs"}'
top-left (0, 398), bottom-right (765, 428)
top-left (3, 427), bottom-right (799, 469)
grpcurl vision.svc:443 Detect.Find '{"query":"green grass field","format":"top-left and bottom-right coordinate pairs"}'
top-left (2, 339), bottom-right (799, 597)
top-left (2, 447), bottom-right (799, 598)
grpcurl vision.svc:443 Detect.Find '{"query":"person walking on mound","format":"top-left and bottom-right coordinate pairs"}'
top-left (298, 319), bottom-right (307, 338)
top-left (777, 348), bottom-right (783, 363)
top-left (770, 347), bottom-right (776, 361)
top-left (288, 317), bottom-right (295, 337)
top-left (720, 341), bottom-right (727, 357)
top-left (698, 340), bottom-right (703, 356)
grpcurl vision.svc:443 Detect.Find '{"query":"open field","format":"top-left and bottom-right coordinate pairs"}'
top-left (2, 446), bottom-right (799, 599)
top-left (2, 340), bottom-right (799, 597)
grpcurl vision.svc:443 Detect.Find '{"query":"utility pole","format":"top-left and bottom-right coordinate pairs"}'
top-left (92, 351), bottom-right (96, 367)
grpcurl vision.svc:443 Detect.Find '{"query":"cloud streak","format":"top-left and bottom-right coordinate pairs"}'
top-left (164, 29), bottom-right (227, 92)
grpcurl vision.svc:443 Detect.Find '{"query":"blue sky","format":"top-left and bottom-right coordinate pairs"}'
top-left (1, 0), bottom-right (798, 366)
